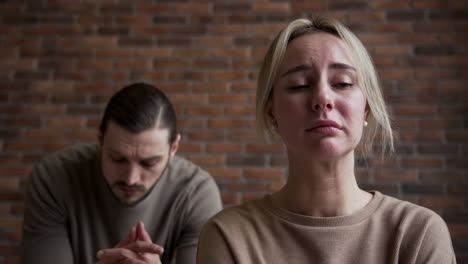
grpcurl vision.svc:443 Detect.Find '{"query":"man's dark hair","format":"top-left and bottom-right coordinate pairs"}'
top-left (99, 82), bottom-right (178, 144)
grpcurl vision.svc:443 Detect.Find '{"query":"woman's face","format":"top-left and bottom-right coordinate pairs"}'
top-left (269, 32), bottom-right (367, 159)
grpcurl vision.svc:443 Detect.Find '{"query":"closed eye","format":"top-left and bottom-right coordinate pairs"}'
top-left (288, 84), bottom-right (309, 91)
top-left (334, 83), bottom-right (353, 88)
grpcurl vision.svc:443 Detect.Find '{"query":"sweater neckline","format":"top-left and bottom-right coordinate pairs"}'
top-left (260, 191), bottom-right (384, 227)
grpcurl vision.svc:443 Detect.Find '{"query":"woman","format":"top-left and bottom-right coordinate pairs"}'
top-left (197, 16), bottom-right (456, 264)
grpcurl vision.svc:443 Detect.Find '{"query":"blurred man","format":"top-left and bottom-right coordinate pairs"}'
top-left (22, 83), bottom-right (222, 264)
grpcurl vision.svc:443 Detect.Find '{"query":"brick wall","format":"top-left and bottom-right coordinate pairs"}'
top-left (0, 0), bottom-right (466, 263)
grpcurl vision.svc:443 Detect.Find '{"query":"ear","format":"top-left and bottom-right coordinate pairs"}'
top-left (169, 133), bottom-right (181, 159)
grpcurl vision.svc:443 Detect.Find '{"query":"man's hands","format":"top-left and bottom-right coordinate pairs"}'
top-left (96, 221), bottom-right (164, 264)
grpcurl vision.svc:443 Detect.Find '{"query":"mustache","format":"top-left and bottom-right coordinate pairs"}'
top-left (113, 182), bottom-right (145, 191)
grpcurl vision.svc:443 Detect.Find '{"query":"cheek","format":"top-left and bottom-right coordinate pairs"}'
top-left (273, 96), bottom-right (306, 124)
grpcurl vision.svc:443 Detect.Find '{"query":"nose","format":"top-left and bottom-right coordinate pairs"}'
top-left (311, 81), bottom-right (333, 112)
top-left (123, 164), bottom-right (141, 186)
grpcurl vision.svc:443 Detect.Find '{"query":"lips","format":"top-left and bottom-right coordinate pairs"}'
top-left (305, 119), bottom-right (342, 133)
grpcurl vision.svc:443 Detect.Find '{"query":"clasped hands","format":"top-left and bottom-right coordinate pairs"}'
top-left (96, 221), bottom-right (164, 264)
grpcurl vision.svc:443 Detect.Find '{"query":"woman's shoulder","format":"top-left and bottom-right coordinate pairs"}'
top-left (375, 192), bottom-right (450, 236)
top-left (378, 193), bottom-right (442, 221)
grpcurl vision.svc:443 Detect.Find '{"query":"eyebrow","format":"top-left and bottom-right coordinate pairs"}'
top-left (280, 62), bottom-right (356, 77)
top-left (108, 149), bottom-right (163, 161)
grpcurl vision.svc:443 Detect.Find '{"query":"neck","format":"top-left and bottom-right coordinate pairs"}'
top-left (272, 150), bottom-right (372, 217)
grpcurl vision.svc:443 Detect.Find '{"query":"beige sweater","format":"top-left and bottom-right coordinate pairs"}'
top-left (197, 191), bottom-right (456, 264)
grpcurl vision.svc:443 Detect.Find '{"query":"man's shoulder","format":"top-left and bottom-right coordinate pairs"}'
top-left (166, 155), bottom-right (212, 183)
top-left (32, 143), bottom-right (100, 182)
top-left (41, 142), bottom-right (99, 164)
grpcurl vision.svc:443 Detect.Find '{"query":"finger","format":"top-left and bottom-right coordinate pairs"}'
top-left (125, 240), bottom-right (164, 255)
top-left (136, 221), bottom-right (152, 243)
top-left (116, 226), bottom-right (137, 248)
top-left (97, 248), bottom-right (137, 261)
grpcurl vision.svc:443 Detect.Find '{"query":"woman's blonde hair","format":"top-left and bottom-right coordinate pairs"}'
top-left (256, 16), bottom-right (394, 156)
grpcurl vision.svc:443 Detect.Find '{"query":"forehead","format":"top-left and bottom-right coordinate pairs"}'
top-left (102, 121), bottom-right (171, 156)
top-left (278, 32), bottom-right (354, 75)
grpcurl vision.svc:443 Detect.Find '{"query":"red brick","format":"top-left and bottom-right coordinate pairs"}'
top-left (133, 26), bottom-right (171, 36)
top-left (415, 69), bottom-right (456, 79)
top-left (249, 24), bottom-right (284, 35)
top-left (221, 193), bottom-right (241, 205)
top-left (46, 117), bottom-right (85, 128)
top-left (446, 131), bottom-right (468, 141)
top-left (229, 182), bottom-right (267, 192)
top-left (420, 196), bottom-right (464, 209)
top-left (116, 59), bottom-right (152, 70)
top-left (439, 57), bottom-right (468, 66)
top-left (131, 71), bottom-right (165, 81)
top-left (374, 45), bottom-right (412, 56)
top-left (209, 94), bottom-right (249, 104)
top-left (252, 3), bottom-right (289, 12)
top-left (209, 71), bottom-right (246, 81)
top-left (134, 48), bottom-right (172, 57)
top-left (208, 118), bottom-right (253, 128)
top-left (0, 59), bottom-right (37, 70)
top-left (402, 157), bottom-right (444, 168)
top-left (178, 119), bottom-right (205, 129)
top-left (379, 69), bottom-right (413, 80)
top-left (28, 104), bottom-right (65, 115)
top-left (373, 23), bottom-right (413, 33)
top-left (187, 154), bottom-right (225, 166)
top-left (227, 130), bottom-right (259, 141)
top-left (169, 71), bottom-right (205, 81)
top-left (394, 105), bottom-right (437, 116)
top-left (413, 22), bottom-right (457, 32)
top-left (58, 37), bottom-right (117, 48)
top-left (114, 15), bottom-right (150, 25)
top-left (95, 49), bottom-right (133, 58)
top-left (269, 180), bottom-right (286, 192)
top-left (186, 106), bottom-right (223, 116)
top-left (196, 36), bottom-right (233, 47)
top-left (412, 0), bottom-right (449, 8)
top-left (207, 168), bottom-right (242, 179)
top-left (22, 25), bottom-right (85, 35)
top-left (225, 105), bottom-right (255, 116)
top-left (193, 59), bottom-right (229, 69)
top-left (291, 2), bottom-right (327, 11)
top-left (374, 170), bottom-right (418, 181)
top-left (400, 131), bottom-right (444, 141)
top-left (210, 48), bottom-right (250, 58)
top-left (172, 3), bottom-right (210, 13)
top-left (79, 15), bottom-right (114, 24)
top-left (192, 83), bottom-right (230, 92)
top-left (370, 0), bottom-right (409, 10)
top-left (0, 166), bottom-right (32, 177)
top-left (207, 143), bottom-right (244, 153)
top-left (210, 25), bottom-right (248, 35)
top-left (0, 178), bottom-right (20, 189)
top-left (187, 131), bottom-right (224, 141)
top-left (244, 168), bottom-right (284, 179)
top-left (157, 82), bottom-right (191, 92)
top-left (246, 143), bottom-right (284, 153)
top-left (178, 143), bottom-right (202, 153)
top-left (448, 224), bottom-right (468, 236)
